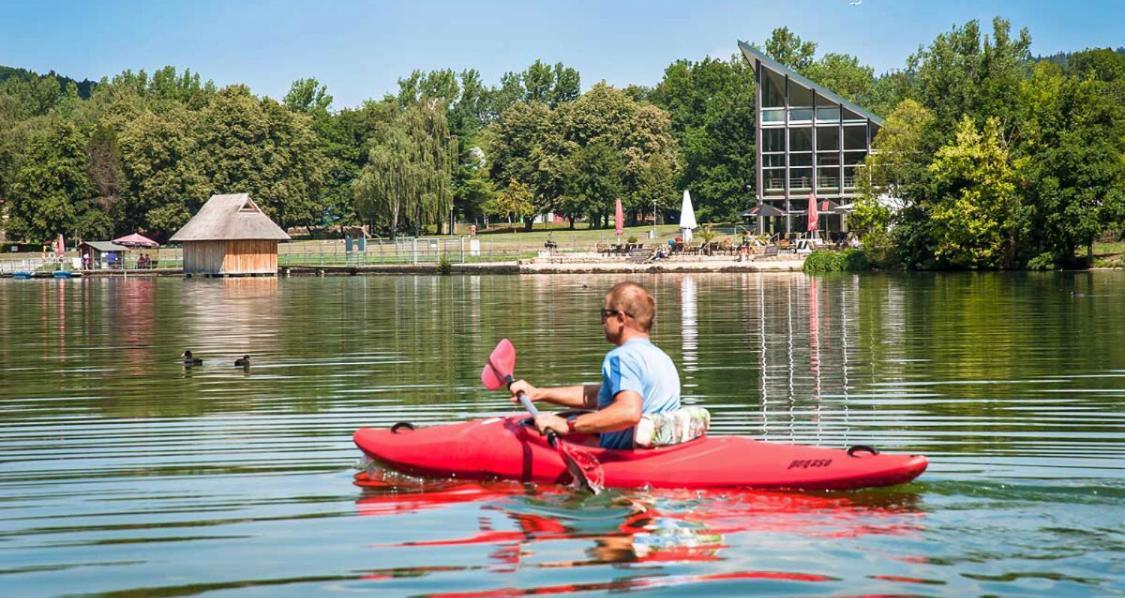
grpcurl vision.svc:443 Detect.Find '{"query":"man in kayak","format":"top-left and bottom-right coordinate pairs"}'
top-left (509, 281), bottom-right (681, 449)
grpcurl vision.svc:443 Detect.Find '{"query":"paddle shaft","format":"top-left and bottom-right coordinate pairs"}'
top-left (506, 375), bottom-right (561, 447)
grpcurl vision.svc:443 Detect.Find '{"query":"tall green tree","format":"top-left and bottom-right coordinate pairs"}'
top-left (352, 102), bottom-right (454, 237)
top-left (650, 56), bottom-right (753, 221)
top-left (909, 18), bottom-right (1031, 136)
top-left (764, 27), bottom-right (817, 70)
top-left (1017, 62), bottom-right (1125, 265)
top-left (927, 117), bottom-right (1025, 268)
top-left (8, 118), bottom-right (107, 241)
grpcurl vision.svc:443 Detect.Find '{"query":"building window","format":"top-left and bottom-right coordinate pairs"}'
top-left (762, 69), bottom-right (785, 108)
top-left (789, 108), bottom-right (813, 123)
top-left (761, 108), bottom-right (786, 124)
top-left (844, 151), bottom-right (867, 166)
top-left (817, 167), bottom-right (840, 192)
top-left (789, 127), bottom-right (812, 153)
top-left (816, 105), bottom-right (840, 122)
top-left (763, 128), bottom-right (786, 153)
top-left (789, 153), bottom-right (812, 167)
top-left (762, 154), bottom-right (786, 168)
top-left (817, 152), bottom-right (840, 167)
top-left (764, 168), bottom-right (786, 194)
top-left (789, 167), bottom-right (812, 191)
top-left (843, 125), bottom-right (867, 151)
top-left (842, 106), bottom-right (866, 123)
top-left (789, 81), bottom-right (813, 108)
top-left (816, 126), bottom-right (839, 151)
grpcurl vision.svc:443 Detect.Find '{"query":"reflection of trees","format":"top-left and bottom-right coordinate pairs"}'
top-left (3, 272), bottom-right (1121, 442)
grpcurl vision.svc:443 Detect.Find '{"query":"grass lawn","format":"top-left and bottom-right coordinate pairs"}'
top-left (1090, 241), bottom-right (1125, 268)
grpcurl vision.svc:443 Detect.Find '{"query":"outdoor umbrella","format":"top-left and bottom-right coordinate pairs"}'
top-left (807, 193), bottom-right (819, 234)
top-left (679, 189), bottom-right (697, 244)
top-left (741, 204), bottom-right (786, 218)
top-left (112, 233), bottom-right (160, 270)
top-left (112, 233), bottom-right (160, 248)
top-left (614, 198), bottom-right (623, 238)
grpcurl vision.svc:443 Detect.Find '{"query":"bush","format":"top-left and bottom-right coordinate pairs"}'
top-left (438, 254), bottom-right (453, 275)
top-left (840, 249), bottom-right (869, 271)
top-left (626, 235), bottom-right (638, 244)
top-left (803, 250), bottom-right (844, 273)
top-left (803, 249), bottom-right (870, 274)
top-left (1026, 252), bottom-right (1058, 271)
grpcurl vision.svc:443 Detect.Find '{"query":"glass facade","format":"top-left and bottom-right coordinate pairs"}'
top-left (743, 42), bottom-right (884, 234)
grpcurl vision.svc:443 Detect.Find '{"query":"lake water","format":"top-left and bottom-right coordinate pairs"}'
top-left (1, 272), bottom-right (1122, 596)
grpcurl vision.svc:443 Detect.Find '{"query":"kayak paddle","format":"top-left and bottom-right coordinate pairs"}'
top-left (481, 338), bottom-right (604, 495)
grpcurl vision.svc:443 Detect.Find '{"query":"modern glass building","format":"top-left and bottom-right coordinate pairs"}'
top-left (738, 41), bottom-right (884, 236)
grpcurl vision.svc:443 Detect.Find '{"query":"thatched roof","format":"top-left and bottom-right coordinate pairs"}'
top-left (170, 194), bottom-right (290, 242)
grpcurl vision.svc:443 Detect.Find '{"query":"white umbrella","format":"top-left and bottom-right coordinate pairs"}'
top-left (679, 189), bottom-right (697, 243)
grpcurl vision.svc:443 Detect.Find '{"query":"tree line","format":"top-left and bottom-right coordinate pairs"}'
top-left (0, 18), bottom-right (1121, 267)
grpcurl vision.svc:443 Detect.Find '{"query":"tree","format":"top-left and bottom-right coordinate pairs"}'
top-left (195, 86), bottom-right (327, 230)
top-left (861, 99), bottom-right (936, 203)
top-left (1017, 62), bottom-right (1125, 265)
top-left (909, 18), bottom-right (1031, 137)
top-left (650, 56), bottom-right (752, 221)
top-left (118, 106), bottom-right (208, 236)
top-left (564, 142), bottom-right (624, 226)
top-left (802, 53), bottom-right (875, 104)
top-left (485, 178), bottom-right (534, 226)
top-left (285, 78), bottom-right (333, 114)
top-left (8, 118), bottom-right (106, 241)
top-left (926, 117), bottom-right (1025, 268)
top-left (352, 102), bottom-right (454, 238)
top-left (763, 27), bottom-right (817, 71)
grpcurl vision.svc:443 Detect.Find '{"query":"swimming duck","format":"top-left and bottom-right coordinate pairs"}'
top-left (234, 355), bottom-right (251, 367)
top-left (182, 350), bottom-right (203, 366)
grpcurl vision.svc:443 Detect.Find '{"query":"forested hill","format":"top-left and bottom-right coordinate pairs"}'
top-left (1037, 47), bottom-right (1125, 69)
top-left (0, 65), bottom-right (96, 98)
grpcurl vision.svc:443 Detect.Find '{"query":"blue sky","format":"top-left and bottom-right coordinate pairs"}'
top-left (1, 0), bottom-right (1121, 109)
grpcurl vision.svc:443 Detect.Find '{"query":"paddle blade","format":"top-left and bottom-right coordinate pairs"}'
top-left (481, 338), bottom-right (517, 390)
top-left (556, 439), bottom-right (605, 495)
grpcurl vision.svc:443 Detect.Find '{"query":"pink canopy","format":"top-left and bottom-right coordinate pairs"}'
top-left (806, 193), bottom-right (819, 234)
top-left (614, 199), bottom-right (624, 237)
top-left (112, 233), bottom-right (160, 248)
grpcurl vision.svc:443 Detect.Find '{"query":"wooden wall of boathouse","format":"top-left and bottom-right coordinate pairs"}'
top-left (182, 240), bottom-right (279, 276)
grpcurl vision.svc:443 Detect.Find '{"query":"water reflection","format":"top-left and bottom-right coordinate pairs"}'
top-left (355, 470), bottom-right (925, 594)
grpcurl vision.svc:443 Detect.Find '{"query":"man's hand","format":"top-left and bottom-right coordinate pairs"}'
top-left (508, 379), bottom-right (538, 404)
top-left (533, 413), bottom-right (569, 437)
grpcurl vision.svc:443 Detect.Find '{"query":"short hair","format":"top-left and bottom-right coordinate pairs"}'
top-left (605, 281), bottom-right (655, 332)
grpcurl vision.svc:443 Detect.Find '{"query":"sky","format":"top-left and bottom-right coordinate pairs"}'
top-left (1, 0), bottom-right (1121, 109)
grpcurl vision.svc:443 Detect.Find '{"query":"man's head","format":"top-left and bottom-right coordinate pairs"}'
top-left (601, 281), bottom-right (655, 344)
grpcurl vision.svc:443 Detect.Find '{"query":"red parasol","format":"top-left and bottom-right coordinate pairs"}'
top-left (614, 199), bottom-right (624, 237)
top-left (806, 193), bottom-right (819, 233)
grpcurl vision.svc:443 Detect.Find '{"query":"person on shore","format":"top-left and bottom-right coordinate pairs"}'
top-left (509, 281), bottom-right (681, 449)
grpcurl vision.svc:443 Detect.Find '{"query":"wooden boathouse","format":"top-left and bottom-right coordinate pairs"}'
top-left (170, 193), bottom-right (290, 277)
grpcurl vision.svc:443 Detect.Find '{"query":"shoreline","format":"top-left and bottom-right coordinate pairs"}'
top-left (4, 257), bottom-right (1121, 279)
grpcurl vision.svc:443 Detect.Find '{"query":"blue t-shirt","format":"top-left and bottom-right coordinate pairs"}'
top-left (597, 337), bottom-right (681, 449)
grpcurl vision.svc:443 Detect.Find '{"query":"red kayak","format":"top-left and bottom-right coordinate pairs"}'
top-left (354, 415), bottom-right (927, 491)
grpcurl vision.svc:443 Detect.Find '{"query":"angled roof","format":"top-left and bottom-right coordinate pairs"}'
top-left (738, 41), bottom-right (884, 126)
top-left (169, 194), bottom-right (290, 242)
top-left (81, 241), bottom-right (127, 252)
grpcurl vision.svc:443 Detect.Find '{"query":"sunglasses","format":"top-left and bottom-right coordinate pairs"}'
top-left (600, 308), bottom-right (632, 320)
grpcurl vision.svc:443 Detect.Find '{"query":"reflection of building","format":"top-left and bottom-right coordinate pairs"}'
top-left (739, 42), bottom-right (884, 236)
top-left (170, 194), bottom-right (290, 277)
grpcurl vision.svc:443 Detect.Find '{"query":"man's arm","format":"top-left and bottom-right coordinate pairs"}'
top-left (534, 390), bottom-right (642, 436)
top-left (509, 380), bottom-right (600, 410)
